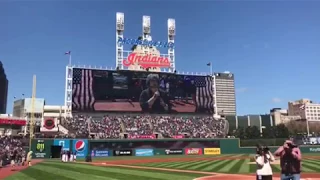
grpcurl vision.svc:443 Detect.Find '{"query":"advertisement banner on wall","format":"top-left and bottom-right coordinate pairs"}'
top-left (113, 150), bottom-right (132, 156)
top-left (73, 139), bottom-right (88, 158)
top-left (135, 149), bottom-right (154, 156)
top-left (164, 149), bottom-right (183, 155)
top-left (91, 150), bottom-right (109, 157)
top-left (33, 139), bottom-right (53, 158)
top-left (53, 139), bottom-right (70, 151)
top-left (204, 148), bottom-right (221, 155)
top-left (309, 147), bottom-right (320, 152)
top-left (185, 148), bottom-right (203, 155)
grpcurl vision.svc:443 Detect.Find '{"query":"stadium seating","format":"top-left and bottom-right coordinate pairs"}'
top-left (0, 136), bottom-right (26, 166)
top-left (59, 114), bottom-right (228, 139)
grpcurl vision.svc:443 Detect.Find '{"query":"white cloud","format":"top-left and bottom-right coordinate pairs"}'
top-left (236, 87), bottom-right (248, 93)
top-left (272, 98), bottom-right (282, 103)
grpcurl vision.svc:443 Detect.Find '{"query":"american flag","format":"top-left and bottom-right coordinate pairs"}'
top-left (72, 69), bottom-right (95, 110)
top-left (194, 76), bottom-right (214, 110)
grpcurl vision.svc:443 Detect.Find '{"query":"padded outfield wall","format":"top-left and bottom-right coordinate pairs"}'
top-left (30, 138), bottom-right (320, 159)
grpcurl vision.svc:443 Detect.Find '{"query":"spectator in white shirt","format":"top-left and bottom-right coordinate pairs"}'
top-left (255, 145), bottom-right (275, 180)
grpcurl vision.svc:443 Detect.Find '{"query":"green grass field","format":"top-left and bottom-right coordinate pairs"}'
top-left (4, 154), bottom-right (320, 180)
top-left (134, 154), bottom-right (320, 173)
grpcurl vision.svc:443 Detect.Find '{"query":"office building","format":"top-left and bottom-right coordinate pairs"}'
top-left (270, 108), bottom-right (301, 125)
top-left (225, 114), bottom-right (273, 133)
top-left (214, 72), bottom-right (236, 115)
top-left (0, 61), bottom-right (8, 114)
top-left (12, 98), bottom-right (45, 124)
top-left (288, 99), bottom-right (320, 121)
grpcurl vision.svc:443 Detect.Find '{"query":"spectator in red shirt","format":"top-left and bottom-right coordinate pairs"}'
top-left (274, 140), bottom-right (301, 180)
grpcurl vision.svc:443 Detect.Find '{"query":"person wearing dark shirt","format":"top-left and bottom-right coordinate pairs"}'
top-left (139, 74), bottom-right (170, 113)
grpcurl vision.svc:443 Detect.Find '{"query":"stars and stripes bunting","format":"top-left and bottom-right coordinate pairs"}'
top-left (72, 68), bottom-right (95, 110)
top-left (194, 76), bottom-right (214, 110)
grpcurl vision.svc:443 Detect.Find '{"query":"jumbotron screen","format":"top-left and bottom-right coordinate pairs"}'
top-left (72, 68), bottom-right (215, 114)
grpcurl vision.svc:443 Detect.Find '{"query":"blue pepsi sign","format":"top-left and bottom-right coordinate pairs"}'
top-left (73, 139), bottom-right (88, 158)
top-left (135, 149), bottom-right (154, 157)
top-left (53, 139), bottom-right (70, 151)
top-left (117, 37), bottom-right (174, 49)
top-left (92, 150), bottom-right (109, 157)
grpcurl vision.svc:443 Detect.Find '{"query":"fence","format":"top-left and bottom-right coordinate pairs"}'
top-left (30, 138), bottom-right (320, 159)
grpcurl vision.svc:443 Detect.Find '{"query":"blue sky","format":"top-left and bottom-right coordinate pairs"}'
top-left (1, 1), bottom-right (320, 115)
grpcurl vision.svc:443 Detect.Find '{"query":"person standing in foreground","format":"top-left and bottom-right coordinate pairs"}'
top-left (255, 145), bottom-right (275, 180)
top-left (26, 151), bottom-right (33, 166)
top-left (274, 140), bottom-right (301, 180)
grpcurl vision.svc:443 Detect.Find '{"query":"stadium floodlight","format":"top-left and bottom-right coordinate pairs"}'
top-left (116, 12), bottom-right (124, 31)
top-left (142, 16), bottom-right (151, 34)
top-left (167, 18), bottom-right (175, 36)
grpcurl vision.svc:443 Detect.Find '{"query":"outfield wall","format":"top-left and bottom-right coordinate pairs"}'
top-left (31, 138), bottom-right (320, 159)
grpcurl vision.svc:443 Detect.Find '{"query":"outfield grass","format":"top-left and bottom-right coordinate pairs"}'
top-left (5, 161), bottom-right (204, 180)
top-left (134, 154), bottom-right (320, 174)
top-left (5, 153), bottom-right (320, 180)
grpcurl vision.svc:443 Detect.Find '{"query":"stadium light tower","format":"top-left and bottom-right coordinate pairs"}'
top-left (116, 12), bottom-right (124, 70)
top-left (168, 19), bottom-right (175, 73)
top-left (29, 75), bottom-right (36, 151)
top-left (142, 15), bottom-right (151, 53)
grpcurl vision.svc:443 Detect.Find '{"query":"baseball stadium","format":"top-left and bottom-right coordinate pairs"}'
top-left (1, 13), bottom-right (320, 180)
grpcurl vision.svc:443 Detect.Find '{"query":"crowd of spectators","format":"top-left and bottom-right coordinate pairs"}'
top-left (60, 114), bottom-right (227, 139)
top-left (88, 115), bottom-right (122, 139)
top-left (151, 116), bottom-right (226, 138)
top-left (0, 136), bottom-right (26, 167)
top-left (60, 115), bottom-right (89, 138)
top-left (123, 115), bottom-right (153, 136)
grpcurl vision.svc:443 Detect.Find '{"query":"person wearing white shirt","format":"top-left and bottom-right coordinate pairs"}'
top-left (255, 145), bottom-right (275, 180)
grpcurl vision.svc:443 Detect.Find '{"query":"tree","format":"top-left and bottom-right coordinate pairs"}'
top-left (262, 126), bottom-right (276, 138)
top-left (244, 126), bottom-right (260, 139)
top-left (275, 123), bottom-right (289, 138)
top-left (233, 127), bottom-right (245, 139)
top-left (286, 120), bottom-right (307, 135)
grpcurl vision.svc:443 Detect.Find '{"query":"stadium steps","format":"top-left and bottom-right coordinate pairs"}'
top-left (120, 120), bottom-right (125, 133)
top-left (58, 124), bottom-right (69, 134)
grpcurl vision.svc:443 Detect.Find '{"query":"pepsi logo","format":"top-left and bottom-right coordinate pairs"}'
top-left (75, 140), bottom-right (86, 152)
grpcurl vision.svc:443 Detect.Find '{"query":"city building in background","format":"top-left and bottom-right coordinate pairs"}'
top-left (270, 108), bottom-right (301, 125)
top-left (43, 105), bottom-right (66, 118)
top-left (226, 114), bottom-right (273, 133)
top-left (12, 98), bottom-right (45, 134)
top-left (214, 72), bottom-right (236, 115)
top-left (288, 99), bottom-right (320, 120)
top-left (0, 61), bottom-right (8, 114)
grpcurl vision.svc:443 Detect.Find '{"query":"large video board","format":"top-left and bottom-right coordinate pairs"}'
top-left (72, 68), bottom-right (214, 114)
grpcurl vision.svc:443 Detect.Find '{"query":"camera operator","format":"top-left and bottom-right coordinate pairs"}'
top-left (255, 145), bottom-right (275, 180)
top-left (274, 140), bottom-right (301, 180)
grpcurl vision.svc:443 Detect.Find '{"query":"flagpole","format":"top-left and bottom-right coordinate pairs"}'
top-left (210, 62), bottom-right (213, 75)
top-left (69, 54), bottom-right (72, 66)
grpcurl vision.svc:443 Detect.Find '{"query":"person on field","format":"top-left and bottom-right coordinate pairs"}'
top-left (69, 151), bottom-right (74, 162)
top-left (255, 145), bottom-right (274, 180)
top-left (274, 140), bottom-right (301, 180)
top-left (27, 151), bottom-right (33, 166)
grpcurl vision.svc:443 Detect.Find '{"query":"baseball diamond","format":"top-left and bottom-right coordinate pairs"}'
top-left (2, 154), bottom-right (320, 180)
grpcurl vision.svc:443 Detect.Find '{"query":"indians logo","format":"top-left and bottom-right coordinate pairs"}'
top-left (74, 140), bottom-right (86, 152)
